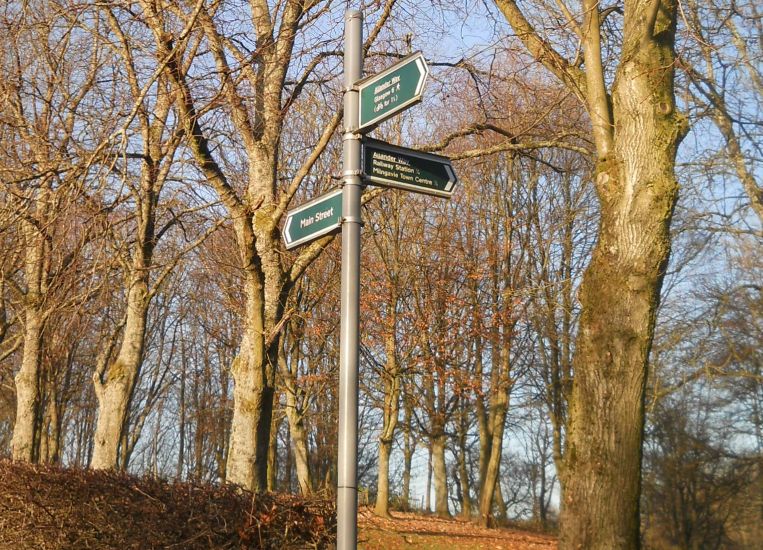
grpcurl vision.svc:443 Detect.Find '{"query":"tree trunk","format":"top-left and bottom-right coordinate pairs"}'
top-left (226, 349), bottom-right (275, 491)
top-left (400, 390), bottom-right (415, 511)
top-left (494, 481), bottom-right (508, 522)
top-left (284, 420), bottom-right (293, 492)
top-left (267, 407), bottom-right (279, 492)
top-left (478, 392), bottom-right (508, 527)
top-left (457, 439), bottom-right (471, 518)
top-left (375, 331), bottom-right (400, 518)
top-left (11, 307), bottom-right (42, 462)
top-left (457, 397), bottom-right (472, 518)
top-left (11, 220), bottom-right (46, 462)
top-left (432, 431), bottom-right (450, 518)
top-left (40, 370), bottom-right (60, 464)
top-left (538, 466), bottom-right (548, 527)
top-left (285, 388), bottom-right (312, 495)
top-left (559, 4), bottom-right (687, 546)
top-left (494, 0), bottom-right (687, 546)
top-left (91, 277), bottom-right (149, 470)
top-left (91, 159), bottom-right (159, 471)
top-left (425, 443), bottom-right (432, 512)
top-left (375, 437), bottom-right (394, 516)
top-left (216, 361), bottom-right (230, 483)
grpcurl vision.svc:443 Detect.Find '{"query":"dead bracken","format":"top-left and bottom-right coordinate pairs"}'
top-left (0, 460), bottom-right (335, 549)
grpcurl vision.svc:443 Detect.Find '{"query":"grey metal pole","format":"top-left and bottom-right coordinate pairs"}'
top-left (338, 8), bottom-right (362, 550)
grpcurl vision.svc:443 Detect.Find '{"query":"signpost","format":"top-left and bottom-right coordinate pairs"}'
top-left (282, 188), bottom-right (343, 249)
top-left (283, 11), bottom-right (457, 550)
top-left (362, 138), bottom-right (458, 198)
top-left (357, 52), bottom-right (428, 131)
top-left (337, 11), bottom-right (363, 550)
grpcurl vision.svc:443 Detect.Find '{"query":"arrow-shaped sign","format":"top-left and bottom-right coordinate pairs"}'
top-left (356, 52), bottom-right (429, 132)
top-left (283, 188), bottom-right (343, 249)
top-left (362, 139), bottom-right (458, 198)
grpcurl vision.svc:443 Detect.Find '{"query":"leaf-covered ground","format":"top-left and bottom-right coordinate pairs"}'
top-left (358, 509), bottom-right (557, 549)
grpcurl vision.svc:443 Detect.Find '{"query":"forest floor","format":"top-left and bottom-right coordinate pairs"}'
top-left (358, 508), bottom-right (558, 549)
top-left (0, 460), bottom-right (557, 549)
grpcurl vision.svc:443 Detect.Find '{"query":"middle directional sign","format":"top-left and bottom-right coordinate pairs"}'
top-left (357, 52), bottom-right (429, 131)
top-left (362, 138), bottom-right (458, 198)
top-left (283, 188), bottom-right (343, 249)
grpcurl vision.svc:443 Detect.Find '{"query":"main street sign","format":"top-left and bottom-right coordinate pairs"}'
top-left (283, 188), bottom-right (343, 249)
top-left (362, 138), bottom-right (458, 198)
top-left (357, 52), bottom-right (428, 131)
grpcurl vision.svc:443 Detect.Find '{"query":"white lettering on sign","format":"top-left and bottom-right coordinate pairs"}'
top-left (373, 152), bottom-right (397, 163)
top-left (371, 152), bottom-right (435, 187)
top-left (373, 75), bottom-right (400, 95)
top-left (300, 207), bottom-right (334, 229)
top-left (372, 75), bottom-right (402, 113)
top-left (315, 207), bottom-right (334, 222)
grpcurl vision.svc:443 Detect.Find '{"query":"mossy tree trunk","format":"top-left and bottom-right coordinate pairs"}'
top-left (495, 0), bottom-right (687, 546)
top-left (91, 269), bottom-right (151, 469)
top-left (87, 15), bottom-right (185, 470)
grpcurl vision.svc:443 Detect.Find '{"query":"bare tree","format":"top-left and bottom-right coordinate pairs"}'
top-left (126, 0), bottom-right (398, 491)
top-left (0, 1), bottom-right (115, 462)
top-left (88, 4), bottom-right (219, 470)
top-left (679, 0), bottom-right (763, 226)
top-left (362, 191), bottom-right (420, 517)
top-left (492, 0), bottom-right (689, 545)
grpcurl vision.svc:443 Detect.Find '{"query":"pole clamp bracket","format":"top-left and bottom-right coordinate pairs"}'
top-left (342, 169), bottom-right (363, 177)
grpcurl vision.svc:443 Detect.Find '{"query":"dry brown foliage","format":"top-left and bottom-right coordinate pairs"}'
top-left (358, 509), bottom-right (558, 549)
top-left (0, 460), bottom-right (335, 549)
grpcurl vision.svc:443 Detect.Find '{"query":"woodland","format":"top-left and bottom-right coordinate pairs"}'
top-left (0, 0), bottom-right (760, 549)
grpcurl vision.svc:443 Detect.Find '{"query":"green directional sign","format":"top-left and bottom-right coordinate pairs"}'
top-left (283, 189), bottom-right (343, 249)
top-left (357, 52), bottom-right (428, 131)
top-left (362, 139), bottom-right (458, 198)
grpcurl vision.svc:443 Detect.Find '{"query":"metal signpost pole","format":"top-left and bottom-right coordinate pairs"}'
top-left (338, 9), bottom-right (362, 550)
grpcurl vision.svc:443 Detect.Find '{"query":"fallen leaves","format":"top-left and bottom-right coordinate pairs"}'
top-left (358, 509), bottom-right (557, 550)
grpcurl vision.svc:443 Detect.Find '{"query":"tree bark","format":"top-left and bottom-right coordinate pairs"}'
top-left (177, 347), bottom-right (186, 479)
top-left (284, 385), bottom-right (312, 495)
top-left (375, 330), bottom-right (401, 518)
top-left (478, 390), bottom-right (508, 527)
top-left (11, 219), bottom-right (46, 462)
top-left (375, 436), bottom-right (394, 515)
top-left (91, 276), bottom-right (149, 469)
top-left (11, 306), bottom-right (42, 462)
top-left (267, 405), bottom-right (279, 492)
top-left (432, 431), bottom-right (450, 518)
top-left (559, 5), bottom-right (687, 548)
top-left (457, 397), bottom-right (472, 518)
top-left (225, 323), bottom-right (275, 491)
top-left (425, 443), bottom-right (433, 512)
top-left (495, 0), bottom-right (687, 546)
top-left (401, 391), bottom-right (415, 511)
